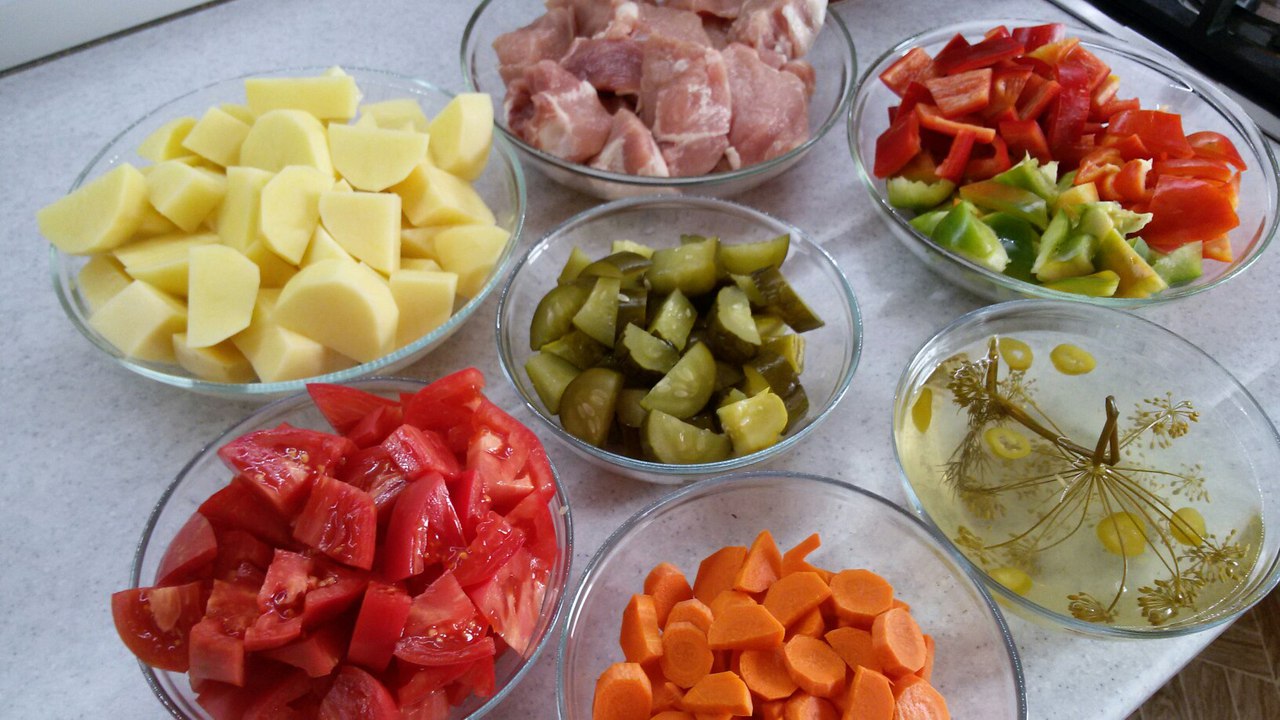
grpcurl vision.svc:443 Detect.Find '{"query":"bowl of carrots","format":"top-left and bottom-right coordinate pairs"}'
top-left (558, 472), bottom-right (1027, 719)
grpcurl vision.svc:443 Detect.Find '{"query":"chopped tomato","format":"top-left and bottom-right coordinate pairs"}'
top-left (348, 581), bottom-right (413, 672)
top-left (156, 512), bottom-right (218, 586)
top-left (383, 425), bottom-right (462, 480)
top-left (246, 550), bottom-right (311, 651)
top-left (308, 383), bottom-right (401, 435)
top-left (319, 666), bottom-right (400, 720)
top-left (199, 479), bottom-right (294, 548)
top-left (218, 425), bottom-right (356, 515)
top-left (505, 490), bottom-right (559, 564)
top-left (382, 472), bottom-right (466, 581)
top-left (190, 580), bottom-right (259, 686)
top-left (450, 469), bottom-right (491, 540)
top-left (337, 446), bottom-right (409, 524)
top-left (292, 475), bottom-right (378, 570)
top-left (241, 671), bottom-right (318, 720)
top-left (397, 573), bottom-right (494, 667)
top-left (111, 582), bottom-right (206, 672)
top-left (466, 548), bottom-right (547, 657)
top-left (261, 622), bottom-right (347, 678)
top-left (450, 512), bottom-right (526, 587)
top-left (346, 404), bottom-right (405, 448)
top-left (401, 368), bottom-right (486, 435)
top-left (211, 528), bottom-right (273, 587)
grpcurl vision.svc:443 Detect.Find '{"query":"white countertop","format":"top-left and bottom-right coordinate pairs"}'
top-left (1, 0), bottom-right (1276, 717)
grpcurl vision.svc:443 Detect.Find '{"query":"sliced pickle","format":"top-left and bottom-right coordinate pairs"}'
top-left (780, 383), bottom-right (810, 433)
top-left (706, 286), bottom-right (762, 363)
top-left (718, 390), bottom-right (788, 455)
top-left (524, 351), bottom-right (580, 414)
top-left (649, 236), bottom-right (719, 295)
top-left (717, 387), bottom-right (749, 408)
top-left (643, 409), bottom-right (731, 464)
top-left (731, 274), bottom-right (767, 307)
top-left (611, 239), bottom-right (655, 259)
top-left (762, 334), bottom-right (805, 374)
top-left (648, 290), bottom-right (697, 351)
top-left (753, 313), bottom-right (789, 340)
top-left (615, 287), bottom-right (648, 340)
top-left (641, 342), bottom-right (716, 419)
top-left (680, 233), bottom-right (716, 245)
top-left (529, 283), bottom-right (591, 351)
top-left (615, 388), bottom-right (650, 429)
top-left (579, 251), bottom-right (652, 287)
top-left (719, 233), bottom-right (790, 275)
top-left (558, 246), bottom-right (593, 285)
top-left (714, 360), bottom-right (745, 392)
top-left (752, 266), bottom-right (824, 332)
top-left (558, 367), bottom-right (623, 447)
top-left (741, 364), bottom-right (772, 396)
top-left (618, 324), bottom-right (679, 378)
top-left (541, 329), bottom-right (608, 370)
top-left (745, 349), bottom-right (799, 396)
top-left (572, 276), bottom-right (622, 347)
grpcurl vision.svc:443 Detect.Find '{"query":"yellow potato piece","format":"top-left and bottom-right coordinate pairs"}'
top-left (172, 332), bottom-right (256, 383)
top-left (428, 93), bottom-right (493, 181)
top-left (114, 232), bottom-right (217, 297)
top-left (219, 103), bottom-right (256, 125)
top-left (146, 161), bottom-right (227, 233)
top-left (181, 106), bottom-right (251, 167)
top-left (274, 259), bottom-right (398, 363)
top-left (399, 257), bottom-right (441, 272)
top-left (432, 224), bottom-right (509, 298)
top-left (88, 280), bottom-right (187, 363)
top-left (232, 289), bottom-right (351, 382)
top-left (400, 226), bottom-right (447, 260)
top-left (137, 117), bottom-right (197, 162)
top-left (78, 255), bottom-right (133, 311)
top-left (261, 166), bottom-right (331, 264)
top-left (38, 163), bottom-right (149, 255)
top-left (361, 98), bottom-right (430, 132)
top-left (239, 109), bottom-right (333, 176)
top-left (328, 123), bottom-right (429, 191)
top-left (390, 268), bottom-right (458, 348)
top-left (187, 244), bottom-right (261, 348)
top-left (302, 226), bottom-right (355, 267)
top-left (391, 160), bottom-right (495, 227)
top-left (217, 166), bottom-right (274, 252)
top-left (245, 70), bottom-right (361, 121)
top-left (242, 240), bottom-right (298, 289)
top-left (134, 203), bottom-right (181, 239)
top-left (318, 191), bottom-right (401, 275)
top-left (332, 178), bottom-right (353, 192)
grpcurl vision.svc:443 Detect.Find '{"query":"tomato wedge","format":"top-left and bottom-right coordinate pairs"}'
top-left (466, 548), bottom-right (547, 657)
top-left (218, 425), bottom-right (356, 515)
top-left (292, 475), bottom-right (378, 570)
top-left (156, 512), bottom-right (218, 586)
top-left (308, 383), bottom-right (401, 435)
top-left (383, 472), bottom-right (467, 581)
top-left (112, 582), bottom-right (206, 672)
top-left (348, 581), bottom-right (413, 672)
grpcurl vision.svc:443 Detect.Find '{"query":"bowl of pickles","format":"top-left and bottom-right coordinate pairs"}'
top-left (496, 196), bottom-right (862, 483)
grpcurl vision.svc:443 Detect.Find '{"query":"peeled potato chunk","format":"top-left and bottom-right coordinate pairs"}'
top-left (219, 103), bottom-right (256, 125)
top-left (137, 117), bottom-right (197, 162)
top-left (181, 106), bottom-right (251, 167)
top-left (274, 259), bottom-right (398, 363)
top-left (390, 268), bottom-right (458, 348)
top-left (146, 161), bottom-right (227, 233)
top-left (242, 241), bottom-right (298, 289)
top-left (239, 109), bottom-right (333, 176)
top-left (328, 123), bottom-right (429, 191)
top-left (245, 69), bottom-right (361, 121)
top-left (88, 280), bottom-right (187, 363)
top-left (361, 98), bottom-right (429, 132)
top-left (392, 160), bottom-right (496, 227)
top-left (38, 163), bottom-right (149, 254)
top-left (78, 255), bottom-right (133, 311)
top-left (187, 244), bottom-right (261, 348)
top-left (428, 93), bottom-right (493, 181)
top-left (216, 166), bottom-right (274, 252)
top-left (433, 225), bottom-right (509, 298)
top-left (232, 290), bottom-right (351, 382)
top-left (302, 226), bottom-right (355, 267)
top-left (399, 257), bottom-right (442, 272)
top-left (134, 203), bottom-right (181, 238)
top-left (400, 226), bottom-right (447, 260)
top-left (114, 232), bottom-right (218, 297)
top-left (318, 191), bottom-right (401, 275)
top-left (261, 166), bottom-right (331, 264)
top-left (172, 332), bottom-right (256, 383)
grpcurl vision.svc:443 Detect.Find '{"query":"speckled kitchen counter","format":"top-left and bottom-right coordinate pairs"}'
top-left (1, 0), bottom-right (1276, 717)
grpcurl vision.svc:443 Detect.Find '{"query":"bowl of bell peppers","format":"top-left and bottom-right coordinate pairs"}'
top-left (849, 20), bottom-right (1279, 305)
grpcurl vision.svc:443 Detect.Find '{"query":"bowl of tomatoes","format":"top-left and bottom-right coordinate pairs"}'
top-left (111, 372), bottom-right (572, 718)
top-left (849, 20), bottom-right (1279, 306)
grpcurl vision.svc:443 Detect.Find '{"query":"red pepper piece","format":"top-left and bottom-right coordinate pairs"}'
top-left (1055, 134), bottom-right (1099, 170)
top-left (1142, 175), bottom-right (1240, 251)
top-left (1075, 146), bottom-right (1123, 184)
top-left (895, 81), bottom-right (934, 122)
top-left (915, 103), bottom-right (997, 143)
top-left (1114, 158), bottom-right (1154, 203)
top-left (924, 68), bottom-right (992, 116)
top-left (873, 111), bottom-right (922, 178)
top-left (999, 119), bottom-right (1051, 163)
top-left (1059, 45), bottom-right (1111, 93)
top-left (1016, 75), bottom-right (1061, 121)
top-left (1100, 133), bottom-right (1151, 162)
top-left (1027, 37), bottom-right (1082, 68)
top-left (1154, 157), bottom-right (1236, 183)
top-left (982, 66), bottom-right (1033, 121)
top-left (1011, 23), bottom-right (1067, 52)
top-left (1089, 74), bottom-right (1121, 121)
top-left (930, 33), bottom-right (973, 75)
top-left (935, 36), bottom-right (1026, 75)
top-left (1187, 131), bottom-right (1247, 170)
top-left (1097, 97), bottom-right (1140, 120)
top-left (984, 25), bottom-right (1012, 40)
top-left (1202, 236), bottom-right (1235, 263)
top-left (964, 135), bottom-right (1012, 181)
top-left (1107, 109), bottom-right (1194, 160)
top-left (880, 47), bottom-right (937, 97)
top-left (1045, 86), bottom-right (1092, 153)
top-left (936, 129), bottom-right (978, 182)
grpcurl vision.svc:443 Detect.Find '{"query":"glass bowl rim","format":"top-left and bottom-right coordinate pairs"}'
top-left (891, 298), bottom-right (1280, 637)
top-left (459, 0), bottom-right (858, 189)
top-left (49, 65), bottom-right (529, 398)
top-left (553, 470), bottom-right (1029, 720)
top-left (495, 194), bottom-right (863, 477)
top-left (847, 18), bottom-right (1280, 308)
top-left (128, 375), bottom-right (576, 719)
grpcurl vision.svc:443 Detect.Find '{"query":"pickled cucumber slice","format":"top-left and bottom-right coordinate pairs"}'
top-left (611, 239), bottom-right (655, 259)
top-left (524, 351), bottom-right (580, 414)
top-left (780, 384), bottom-right (810, 433)
top-left (763, 333), bottom-right (805, 373)
top-left (579, 251), bottom-right (652, 287)
top-left (753, 314), bottom-right (788, 339)
top-left (648, 290), bottom-right (697, 351)
top-left (745, 350), bottom-right (800, 396)
top-left (529, 283), bottom-right (590, 351)
top-left (649, 236), bottom-right (719, 295)
top-left (618, 324), bottom-right (679, 378)
top-left (615, 287), bottom-right (648, 340)
top-left (714, 360), bottom-right (745, 392)
top-left (572, 276), bottom-right (622, 347)
top-left (616, 388), bottom-right (650, 429)
top-left (705, 285), bottom-right (762, 363)
top-left (717, 390), bottom-right (788, 456)
top-left (752, 267), bottom-right (823, 332)
top-left (558, 367), bottom-right (623, 447)
top-left (541, 329), bottom-right (608, 370)
top-left (641, 342), bottom-right (716, 419)
top-left (731, 274), bottom-right (767, 307)
top-left (741, 364), bottom-right (772, 396)
top-left (717, 387), bottom-right (749, 408)
top-left (643, 409), bottom-right (731, 464)
top-left (718, 233), bottom-right (790, 275)
top-left (558, 246), bottom-right (592, 285)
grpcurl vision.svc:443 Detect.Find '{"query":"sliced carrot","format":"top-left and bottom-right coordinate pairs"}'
top-left (593, 662), bottom-right (653, 720)
top-left (759, 699), bottom-right (787, 720)
top-left (709, 589), bottom-right (757, 620)
top-left (829, 569), bottom-right (895, 628)
top-left (892, 675), bottom-right (950, 720)
top-left (651, 712), bottom-right (694, 720)
top-left (738, 648), bottom-right (798, 700)
top-left (787, 607), bottom-right (827, 640)
top-left (681, 671), bottom-right (753, 716)
top-left (781, 533), bottom-right (822, 574)
top-left (824, 626), bottom-right (883, 674)
top-left (871, 608), bottom-right (926, 678)
top-left (782, 634), bottom-right (846, 699)
top-left (693, 714), bottom-right (732, 720)
top-left (620, 594), bottom-right (664, 668)
top-left (707, 601), bottom-right (785, 651)
top-left (764, 571), bottom-right (832, 627)
top-left (712, 650), bottom-right (732, 674)
top-left (733, 530), bottom-right (783, 593)
top-left (920, 635), bottom-right (935, 682)
top-left (667, 598), bottom-right (716, 634)
top-left (693, 546), bottom-right (748, 605)
top-left (646, 562), bottom-right (695, 627)
top-left (653, 680), bottom-right (686, 712)
top-left (891, 598), bottom-right (912, 613)
top-left (845, 666), bottom-right (895, 720)
top-left (661, 621), bottom-right (714, 689)
top-left (782, 693), bottom-right (839, 720)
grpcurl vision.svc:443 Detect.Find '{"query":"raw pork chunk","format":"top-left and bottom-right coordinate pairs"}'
top-left (599, 2), bottom-right (712, 46)
top-left (589, 108), bottom-right (671, 176)
top-left (666, 0), bottom-right (745, 19)
top-left (507, 60), bottom-right (614, 163)
top-left (493, 7), bottom-right (576, 84)
top-left (560, 36), bottom-right (644, 95)
top-left (721, 43), bottom-right (809, 168)
top-left (547, 0), bottom-right (627, 38)
top-left (639, 36), bottom-right (733, 176)
top-left (729, 0), bottom-right (827, 59)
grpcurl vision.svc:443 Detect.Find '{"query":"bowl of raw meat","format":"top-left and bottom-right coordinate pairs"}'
top-left (462, 0), bottom-right (857, 199)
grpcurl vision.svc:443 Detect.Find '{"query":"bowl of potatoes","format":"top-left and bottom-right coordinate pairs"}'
top-left (41, 66), bottom-right (526, 398)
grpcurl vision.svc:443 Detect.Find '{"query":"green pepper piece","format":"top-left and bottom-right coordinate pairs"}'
top-left (909, 208), bottom-right (950, 237)
top-left (1056, 169), bottom-right (1078, 192)
top-left (529, 283), bottom-right (591, 351)
top-left (959, 180), bottom-right (1049, 229)
top-left (1096, 228), bottom-right (1166, 298)
top-left (643, 409), bottom-right (731, 464)
top-left (615, 387), bottom-right (650, 429)
top-left (649, 236), bottom-right (719, 296)
top-left (618, 324), bottom-right (679, 378)
top-left (524, 351), bottom-right (580, 414)
top-left (1052, 182), bottom-right (1099, 215)
top-left (717, 390), bottom-right (788, 456)
top-left (1129, 235), bottom-right (1152, 263)
top-left (751, 267), bottom-right (824, 332)
top-left (558, 367), bottom-right (623, 448)
top-left (982, 212), bottom-right (1039, 284)
top-left (572, 276), bottom-right (622, 348)
top-left (930, 202), bottom-right (1010, 273)
top-left (648, 290), bottom-right (697, 351)
top-left (1151, 241), bottom-right (1204, 286)
top-left (718, 234), bottom-right (791, 275)
top-left (641, 342), bottom-right (716, 419)
top-left (611, 239), bottom-right (656, 258)
top-left (705, 286), bottom-right (762, 364)
top-left (1033, 211), bottom-right (1096, 282)
top-left (762, 333), bottom-right (805, 374)
top-left (557, 246), bottom-right (593, 285)
top-left (541, 329), bottom-right (608, 370)
top-left (1043, 270), bottom-right (1120, 297)
top-left (993, 155), bottom-right (1057, 201)
top-left (887, 177), bottom-right (957, 211)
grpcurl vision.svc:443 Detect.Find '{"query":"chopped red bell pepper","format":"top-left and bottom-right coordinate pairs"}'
top-left (999, 119), bottom-right (1051, 163)
top-left (1055, 134), bottom-right (1099, 169)
top-left (897, 151), bottom-right (942, 183)
top-left (1045, 85), bottom-right (1092, 153)
top-left (930, 33), bottom-right (973, 75)
top-left (873, 111), bottom-right (922, 178)
top-left (1011, 23), bottom-right (1067, 52)
top-left (984, 25), bottom-right (1012, 40)
top-left (936, 129), bottom-right (978, 182)
top-left (1059, 45), bottom-right (1111, 93)
top-left (1097, 97), bottom-right (1140, 120)
top-left (1141, 174), bottom-right (1240, 251)
top-left (895, 81), bottom-right (934, 122)
top-left (880, 47), bottom-right (937, 97)
top-left (1202, 236), bottom-right (1235, 263)
top-left (1099, 133), bottom-right (1151, 162)
top-left (982, 66), bottom-right (1033, 121)
top-left (934, 36), bottom-right (1026, 75)
top-left (1025, 37), bottom-right (1082, 70)
top-left (923, 68), bottom-right (992, 116)
top-left (1095, 169), bottom-right (1121, 202)
top-left (1154, 156), bottom-right (1236, 183)
top-left (915, 103), bottom-right (998, 143)
top-left (1186, 131), bottom-right (1247, 170)
top-left (965, 135), bottom-right (1012, 181)
top-left (1075, 146), bottom-right (1123, 184)
top-left (1090, 74), bottom-right (1121, 114)
top-left (1107, 109), bottom-right (1194, 160)
top-left (1114, 158), bottom-right (1154, 203)
top-left (1016, 75), bottom-right (1061, 121)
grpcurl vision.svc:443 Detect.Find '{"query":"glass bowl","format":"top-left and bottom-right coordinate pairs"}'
top-left (892, 300), bottom-right (1280, 637)
top-left (128, 377), bottom-right (573, 719)
top-left (461, 0), bottom-right (856, 199)
top-left (50, 67), bottom-right (527, 399)
top-left (848, 20), bottom-right (1279, 306)
top-left (556, 471), bottom-right (1028, 719)
top-left (495, 196), bottom-right (862, 484)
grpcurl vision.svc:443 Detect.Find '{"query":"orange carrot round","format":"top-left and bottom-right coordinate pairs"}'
top-left (661, 621), bottom-right (714, 689)
top-left (781, 635), bottom-right (846, 698)
top-left (652, 679), bottom-right (686, 712)
top-left (787, 607), bottom-right (827, 640)
top-left (830, 569), bottom-right (895, 628)
top-left (707, 601), bottom-right (785, 651)
top-left (733, 530), bottom-right (783, 594)
top-left (758, 699), bottom-right (787, 720)
top-left (667, 598), bottom-right (716, 634)
top-left (738, 648), bottom-right (799, 700)
top-left (781, 533), bottom-right (824, 576)
top-left (650, 712), bottom-right (694, 720)
top-left (681, 671), bottom-right (753, 716)
top-left (892, 675), bottom-right (950, 720)
top-left (782, 693), bottom-right (840, 720)
top-left (824, 626), bottom-right (883, 674)
top-left (593, 662), bottom-right (653, 720)
top-left (646, 562), bottom-right (695, 627)
top-left (846, 665), bottom-right (896, 720)
top-left (620, 594), bottom-right (663, 668)
top-left (693, 546), bottom-right (748, 605)
top-left (764, 570), bottom-right (832, 627)
top-left (872, 607), bottom-right (927, 677)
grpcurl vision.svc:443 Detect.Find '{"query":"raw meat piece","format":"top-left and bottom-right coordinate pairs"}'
top-left (589, 108), bottom-right (671, 176)
top-left (508, 60), bottom-right (614, 163)
top-left (639, 36), bottom-right (733, 176)
top-left (560, 36), bottom-right (644, 95)
top-left (782, 58), bottom-right (816, 96)
top-left (547, 0), bottom-right (627, 38)
top-left (666, 0), bottom-right (746, 19)
top-left (493, 7), bottom-right (576, 85)
top-left (728, 0), bottom-right (827, 59)
top-left (721, 43), bottom-right (809, 168)
top-left (600, 2), bottom-right (712, 46)
top-left (702, 16), bottom-right (734, 48)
